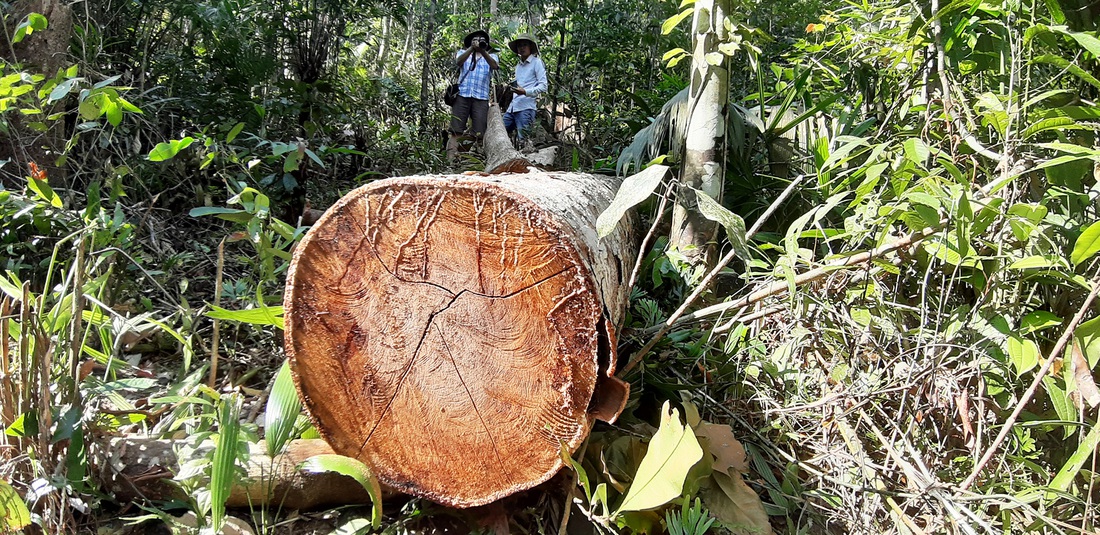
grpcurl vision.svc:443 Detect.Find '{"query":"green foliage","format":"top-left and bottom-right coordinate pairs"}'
top-left (264, 360), bottom-right (303, 457)
top-left (300, 455), bottom-right (383, 528)
top-left (0, 479), bottom-right (31, 532)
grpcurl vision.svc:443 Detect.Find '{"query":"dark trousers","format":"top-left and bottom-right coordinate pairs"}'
top-left (449, 95), bottom-right (489, 137)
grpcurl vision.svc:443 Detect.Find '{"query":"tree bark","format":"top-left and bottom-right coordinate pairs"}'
top-left (669, 0), bottom-right (729, 269)
top-left (284, 170), bottom-right (635, 507)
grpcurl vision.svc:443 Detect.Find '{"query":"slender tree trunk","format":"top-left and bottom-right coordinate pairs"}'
top-left (669, 0), bottom-right (729, 270)
top-left (417, 0), bottom-right (438, 134)
top-left (0, 0), bottom-right (73, 187)
top-left (375, 16), bottom-right (391, 76)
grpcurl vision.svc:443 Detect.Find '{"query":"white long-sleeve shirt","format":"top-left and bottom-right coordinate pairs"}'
top-left (507, 55), bottom-right (548, 113)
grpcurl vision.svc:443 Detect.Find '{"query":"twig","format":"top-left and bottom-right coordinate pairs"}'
top-left (618, 176), bottom-right (804, 376)
top-left (959, 273), bottom-right (1100, 491)
top-left (627, 179), bottom-right (673, 291)
top-left (209, 238), bottom-right (227, 390)
top-left (620, 221), bottom-right (940, 376)
top-left (558, 436), bottom-right (591, 535)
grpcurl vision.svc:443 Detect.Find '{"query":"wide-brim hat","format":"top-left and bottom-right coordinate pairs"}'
top-left (509, 34), bottom-right (539, 55)
top-left (463, 29), bottom-right (492, 48)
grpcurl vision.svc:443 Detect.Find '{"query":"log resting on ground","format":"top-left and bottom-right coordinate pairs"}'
top-left (97, 438), bottom-right (374, 510)
top-left (284, 171), bottom-right (635, 507)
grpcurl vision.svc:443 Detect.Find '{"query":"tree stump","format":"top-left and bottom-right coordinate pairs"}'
top-left (284, 171), bottom-right (635, 507)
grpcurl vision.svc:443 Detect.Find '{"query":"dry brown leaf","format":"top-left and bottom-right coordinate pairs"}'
top-left (955, 393), bottom-right (973, 440)
top-left (702, 471), bottom-right (772, 535)
top-left (1072, 339), bottom-right (1100, 409)
top-left (697, 422), bottom-right (748, 474)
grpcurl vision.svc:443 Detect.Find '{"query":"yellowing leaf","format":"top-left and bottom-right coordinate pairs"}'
top-left (662, 8), bottom-right (693, 35)
top-left (616, 401), bottom-right (703, 514)
top-left (0, 479), bottom-right (31, 531)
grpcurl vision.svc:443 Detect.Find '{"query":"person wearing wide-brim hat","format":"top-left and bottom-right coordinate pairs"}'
top-left (448, 29), bottom-right (500, 154)
top-left (503, 33), bottom-right (547, 148)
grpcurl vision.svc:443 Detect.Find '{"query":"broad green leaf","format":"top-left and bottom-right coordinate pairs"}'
top-left (902, 138), bottom-right (930, 167)
top-left (662, 48), bottom-right (688, 61)
top-left (48, 78), bottom-right (80, 103)
top-left (226, 122), bottom-right (245, 143)
top-left (301, 455), bottom-right (383, 527)
top-left (1071, 221), bottom-right (1100, 266)
top-left (12, 13), bottom-right (47, 44)
top-left (27, 176), bottom-right (62, 208)
top-left (596, 165), bottom-right (668, 238)
top-left (692, 188), bottom-right (750, 262)
top-left (1022, 116), bottom-right (1077, 140)
top-left (211, 395), bottom-right (242, 532)
top-left (1009, 255), bottom-right (1062, 270)
top-left (148, 136), bottom-right (195, 161)
top-left (207, 305), bottom-right (284, 330)
top-left (616, 401), bottom-right (703, 514)
top-left (662, 8), bottom-right (693, 35)
top-left (0, 479), bottom-right (30, 531)
top-left (1042, 376), bottom-right (1076, 438)
top-left (283, 149), bottom-right (301, 173)
top-left (1020, 311), bottom-right (1062, 334)
top-left (265, 360), bottom-right (303, 457)
top-left (332, 518), bottom-right (373, 535)
top-left (1033, 54), bottom-right (1100, 89)
top-left (1048, 420), bottom-right (1100, 497)
top-left (1006, 335), bottom-right (1040, 375)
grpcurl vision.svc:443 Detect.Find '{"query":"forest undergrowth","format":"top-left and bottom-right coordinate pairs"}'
top-left (3, 0), bottom-right (1100, 534)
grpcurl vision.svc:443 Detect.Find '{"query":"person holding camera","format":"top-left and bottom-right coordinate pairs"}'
top-left (503, 34), bottom-right (547, 149)
top-left (449, 29), bottom-right (499, 148)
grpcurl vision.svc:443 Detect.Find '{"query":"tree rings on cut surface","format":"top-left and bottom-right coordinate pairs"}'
top-left (284, 173), bottom-right (633, 507)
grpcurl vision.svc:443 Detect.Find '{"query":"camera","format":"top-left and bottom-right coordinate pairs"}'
top-left (478, 40), bottom-right (488, 50)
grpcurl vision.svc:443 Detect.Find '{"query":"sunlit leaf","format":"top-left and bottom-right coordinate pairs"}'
top-left (662, 8), bottom-right (693, 35)
top-left (301, 455), bottom-right (383, 527)
top-left (616, 401), bottom-right (703, 513)
top-left (1048, 419), bottom-right (1100, 497)
top-left (1006, 334), bottom-right (1040, 375)
top-left (597, 165), bottom-right (668, 238)
top-left (206, 305), bottom-right (284, 330)
top-left (265, 360), bottom-right (302, 457)
top-left (211, 395), bottom-right (243, 532)
top-left (700, 471), bottom-right (771, 533)
top-left (226, 122), bottom-right (245, 143)
top-left (0, 479), bottom-right (31, 531)
top-left (1071, 221), bottom-right (1100, 266)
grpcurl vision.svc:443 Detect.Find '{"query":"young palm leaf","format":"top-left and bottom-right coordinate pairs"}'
top-left (265, 360), bottom-right (302, 457)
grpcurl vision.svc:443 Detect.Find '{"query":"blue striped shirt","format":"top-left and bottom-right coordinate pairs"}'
top-left (456, 50), bottom-right (498, 101)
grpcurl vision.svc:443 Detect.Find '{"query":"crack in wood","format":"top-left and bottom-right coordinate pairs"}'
top-left (352, 266), bottom-right (578, 459)
top-left (434, 324), bottom-right (510, 480)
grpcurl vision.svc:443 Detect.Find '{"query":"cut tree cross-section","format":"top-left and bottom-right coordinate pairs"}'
top-left (284, 172), bottom-right (635, 507)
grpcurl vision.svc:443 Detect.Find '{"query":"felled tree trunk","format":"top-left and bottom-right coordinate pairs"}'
top-left (284, 170), bottom-right (635, 507)
top-left (98, 438), bottom-right (376, 510)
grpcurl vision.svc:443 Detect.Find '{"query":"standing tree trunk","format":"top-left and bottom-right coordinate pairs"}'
top-left (284, 167), bottom-right (635, 507)
top-left (417, 0), bottom-right (438, 134)
top-left (669, 0), bottom-right (729, 270)
top-left (0, 0), bottom-right (73, 185)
